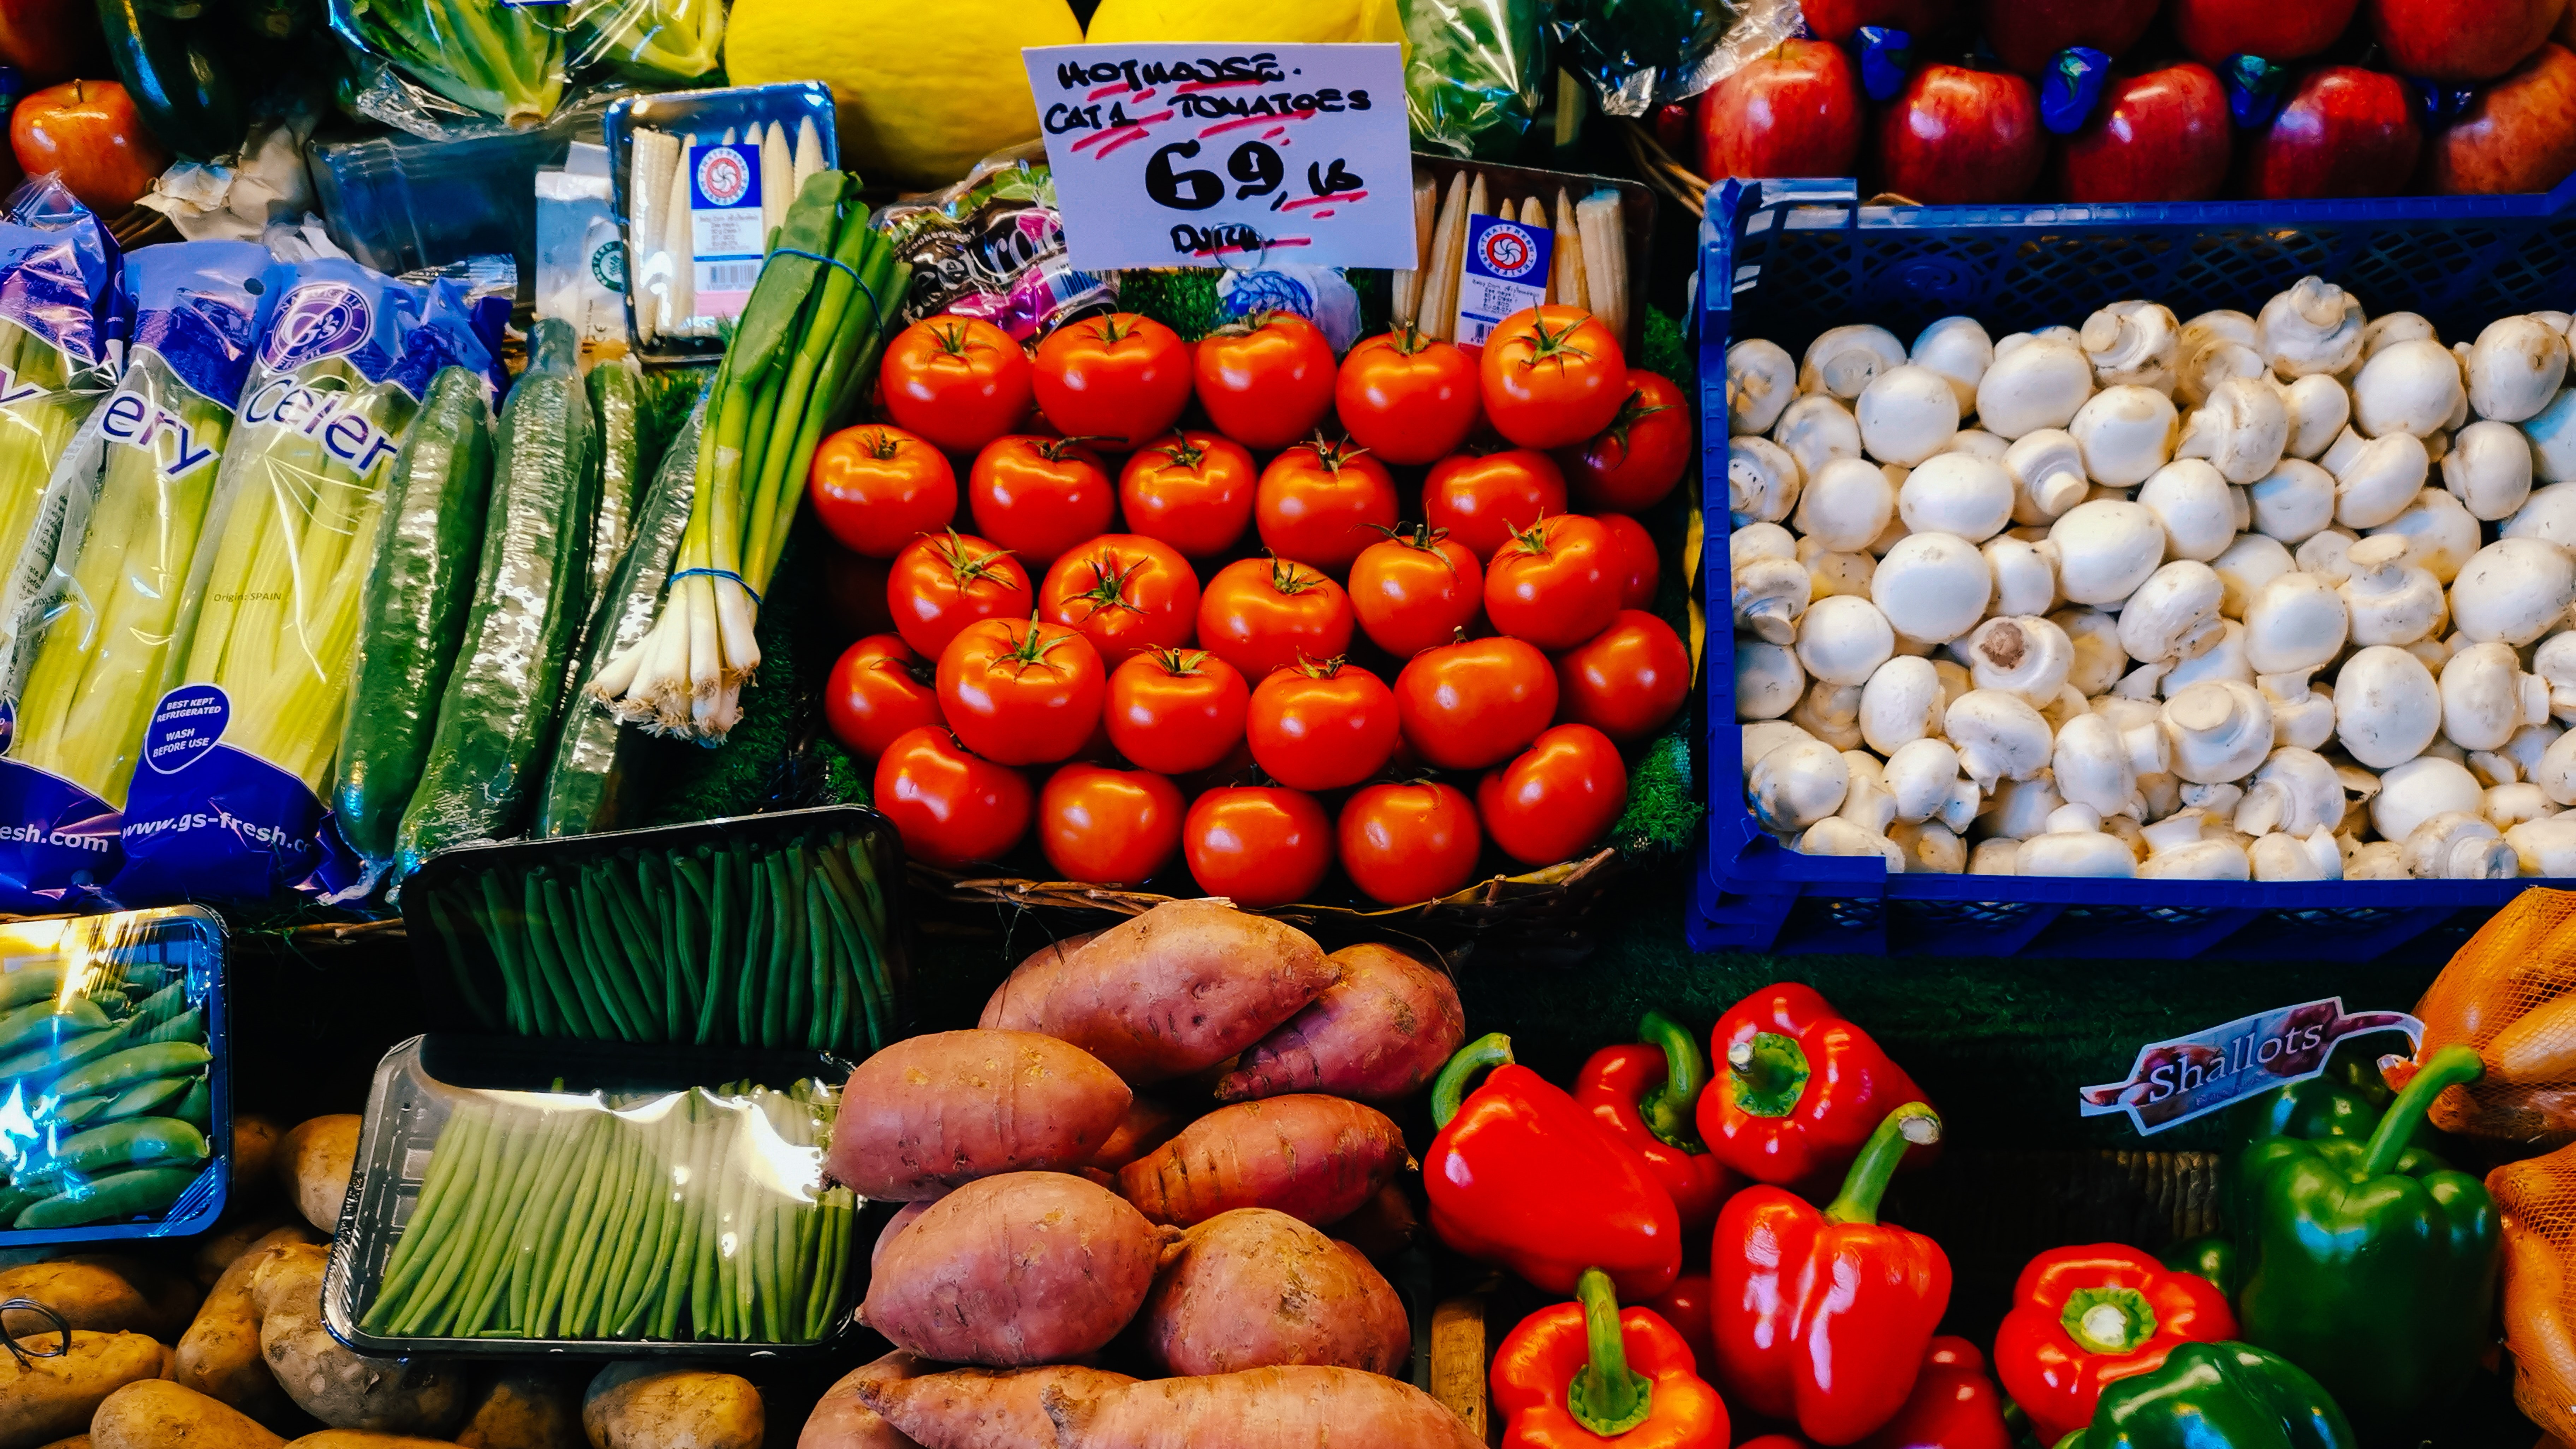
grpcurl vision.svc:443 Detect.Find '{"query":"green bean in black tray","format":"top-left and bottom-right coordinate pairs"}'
top-left (360, 1077), bottom-right (855, 1343)
top-left (419, 830), bottom-right (896, 1053)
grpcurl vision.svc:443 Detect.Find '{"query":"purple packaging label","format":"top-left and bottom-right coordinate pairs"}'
top-left (139, 685), bottom-right (228, 776)
top-left (0, 757), bottom-right (119, 914)
top-left (113, 737), bottom-right (326, 906)
top-left (2079, 996), bottom-right (2426, 1134)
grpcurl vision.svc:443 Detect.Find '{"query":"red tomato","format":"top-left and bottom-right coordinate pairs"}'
top-left (1348, 525), bottom-right (1482, 659)
top-left (823, 634), bottom-right (942, 760)
top-left (820, 544), bottom-right (893, 638)
top-left (879, 317), bottom-right (1034, 455)
top-left (1555, 611), bottom-right (1690, 744)
top-left (1031, 312), bottom-right (1191, 451)
top-left (1255, 439), bottom-right (1400, 575)
top-left (886, 529), bottom-right (1034, 659)
top-left (1478, 723), bottom-right (1630, 866)
top-left (1105, 648), bottom-right (1249, 774)
top-left (874, 727), bottom-right (1031, 868)
top-left (1037, 762), bottom-right (1185, 886)
top-left (808, 424), bottom-right (957, 558)
top-left (1196, 557), bottom-right (1356, 682)
top-left (968, 435), bottom-right (1115, 568)
top-left (1183, 786), bottom-right (1331, 907)
top-left (1119, 433), bottom-right (1257, 559)
top-left (1039, 533), bottom-right (1202, 665)
top-left (1563, 372), bottom-right (1691, 512)
top-left (1598, 512), bottom-right (1661, 609)
top-left (1335, 325), bottom-right (1480, 465)
top-left (1394, 634), bottom-right (1558, 770)
top-left (934, 617), bottom-right (1106, 767)
top-left (1245, 658), bottom-right (1399, 792)
top-left (1424, 450), bottom-right (1568, 563)
top-left (1195, 312), bottom-right (1336, 450)
top-left (1485, 514), bottom-right (1623, 651)
top-left (1337, 781), bottom-right (1482, 905)
top-left (1480, 306), bottom-right (1630, 449)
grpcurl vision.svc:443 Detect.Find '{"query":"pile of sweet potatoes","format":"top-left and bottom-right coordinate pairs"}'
top-left (819, 900), bottom-right (1472, 1449)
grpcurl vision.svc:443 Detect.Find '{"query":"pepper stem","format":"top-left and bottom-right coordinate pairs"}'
top-left (1564, 1268), bottom-right (1654, 1437)
top-left (1726, 1031), bottom-right (1811, 1119)
top-left (2358, 1043), bottom-right (2482, 1180)
top-left (1431, 1033), bottom-right (1514, 1130)
top-left (1825, 1102), bottom-right (1940, 1226)
top-left (2060, 1284), bottom-right (2159, 1355)
top-left (1636, 1012), bottom-right (1709, 1151)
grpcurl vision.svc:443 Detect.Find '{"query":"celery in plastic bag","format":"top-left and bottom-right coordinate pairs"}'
top-left (569, 0), bottom-right (722, 82)
top-left (1402, 0), bottom-right (1551, 159)
top-left (332, 0), bottom-right (566, 126)
top-left (0, 178), bottom-right (118, 585)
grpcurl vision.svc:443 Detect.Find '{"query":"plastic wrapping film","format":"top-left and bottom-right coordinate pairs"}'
top-left (0, 179), bottom-right (122, 674)
top-left (0, 242), bottom-right (281, 916)
top-left (331, 366), bottom-right (496, 876)
top-left (2395, 889), bottom-right (2576, 1145)
top-left (112, 257), bottom-right (496, 906)
top-left (535, 393), bottom-right (702, 840)
top-left (0, 907), bottom-right (230, 1245)
top-left (323, 1034), bottom-right (857, 1353)
top-left (392, 319), bottom-right (602, 880)
top-left (874, 144), bottom-right (1116, 342)
top-left (1402, 0), bottom-right (1552, 159)
top-left (1546, 0), bottom-right (1801, 115)
top-left (329, 0), bottom-right (569, 128)
top-left (567, 0), bottom-right (723, 84)
top-left (583, 356), bottom-right (646, 605)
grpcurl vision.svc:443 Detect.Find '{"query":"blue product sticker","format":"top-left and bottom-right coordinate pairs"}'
top-left (1454, 214), bottom-right (1552, 349)
top-left (2079, 997), bottom-right (2425, 1134)
top-left (139, 685), bottom-right (228, 776)
top-left (690, 141), bottom-right (767, 312)
top-left (0, 758), bottom-right (119, 914)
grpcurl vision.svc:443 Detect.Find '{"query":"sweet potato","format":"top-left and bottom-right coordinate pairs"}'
top-left (454, 1370), bottom-right (584, 1449)
top-left (854, 1367), bottom-right (1136, 1449)
top-left (829, 1031), bottom-right (1131, 1200)
top-left (799, 1352), bottom-right (926, 1449)
top-left (579, 1364), bottom-right (761, 1449)
top-left (870, 1202), bottom-right (936, 1271)
top-left (862, 1173), bottom-right (1171, 1366)
top-left (1118, 1096), bottom-right (1409, 1228)
top-left (980, 902), bottom-right (1333, 1084)
top-left (254, 1243), bottom-right (465, 1436)
top-left (1214, 944), bottom-right (1464, 1104)
top-left (180, 1228), bottom-right (321, 1426)
top-left (90, 1380), bottom-right (284, 1449)
top-left (276, 1117), bottom-right (360, 1234)
top-left (0, 1329), bottom-right (164, 1447)
top-left (1087, 1097), bottom-right (1183, 1173)
top-left (1139, 1210), bottom-right (1409, 1376)
top-left (232, 1116), bottom-right (282, 1203)
top-left (1334, 1185), bottom-right (1419, 1265)
top-left (1039, 1367), bottom-right (1481, 1449)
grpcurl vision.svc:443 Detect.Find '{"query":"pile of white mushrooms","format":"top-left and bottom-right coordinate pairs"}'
top-left (1727, 276), bottom-right (2576, 882)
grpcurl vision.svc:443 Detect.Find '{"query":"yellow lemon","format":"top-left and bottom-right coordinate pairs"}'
top-left (1084, 0), bottom-right (1407, 50)
top-left (726, 0), bottom-right (1083, 191)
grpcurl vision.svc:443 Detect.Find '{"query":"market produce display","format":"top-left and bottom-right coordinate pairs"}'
top-left (1730, 279), bottom-right (2576, 881)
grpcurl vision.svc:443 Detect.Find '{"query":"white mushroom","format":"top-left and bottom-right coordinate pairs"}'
top-left (1838, 750), bottom-right (1898, 833)
top-left (2537, 633), bottom-right (2576, 722)
top-left (1945, 688), bottom-right (2054, 790)
top-left (1896, 453), bottom-right (2015, 542)
top-left (2352, 339), bottom-right (2466, 440)
top-left (2507, 481), bottom-right (2576, 549)
top-left (2508, 814), bottom-right (2576, 875)
top-left (2082, 302), bottom-right (2181, 395)
top-left (2054, 710), bottom-right (2167, 821)
top-left (1797, 816), bottom-right (1906, 869)
top-left (1800, 325), bottom-right (1907, 401)
top-left (2243, 571), bottom-right (2349, 683)
top-left (1966, 615), bottom-right (2074, 702)
top-left (1793, 456), bottom-right (1899, 552)
top-left (2530, 388), bottom-right (2576, 484)
top-left (1796, 594), bottom-right (1898, 686)
top-left (2369, 754), bottom-right (2483, 841)
top-left (2212, 534), bottom-right (2295, 620)
top-left (1792, 680), bottom-right (1866, 751)
top-left (2236, 747), bottom-right (2344, 837)
top-left (1798, 537), bottom-right (1877, 599)
top-left (2363, 312), bottom-right (2440, 359)
top-left (2343, 840), bottom-right (2413, 878)
top-left (2338, 536), bottom-right (2445, 646)
top-left (2247, 459), bottom-right (2338, 545)
top-left (1727, 338), bottom-right (1798, 435)
top-left (1968, 839), bottom-right (2021, 874)
top-left (2440, 641), bottom-right (2552, 753)
top-left (2367, 488), bottom-right (2481, 584)
top-left (2162, 680), bottom-right (2274, 784)
top-left (2444, 419), bottom-right (2537, 521)
top-left (2051, 606), bottom-right (2130, 697)
top-left (1945, 429), bottom-right (2011, 464)
top-left (2070, 385), bottom-right (2181, 488)
top-left (2467, 315), bottom-right (2570, 425)
top-left (2332, 432), bottom-right (2431, 529)
top-left (2118, 561), bottom-right (2226, 667)
top-left (2048, 500), bottom-right (2166, 607)
top-left (1741, 720), bottom-right (1813, 778)
top-left (1977, 774), bottom-right (2067, 841)
top-left (2260, 278), bottom-right (2367, 379)
top-left (2496, 720), bottom-right (2563, 782)
top-left (2003, 430), bottom-right (2089, 525)
top-left (2486, 781), bottom-right (2557, 831)
top-left (1985, 535), bottom-right (2061, 617)
top-left (1750, 738), bottom-right (1850, 833)
top-left (1871, 532), bottom-right (1992, 644)
top-left (1732, 554), bottom-right (1812, 645)
top-left (2138, 811), bottom-right (2252, 879)
top-left (2451, 537), bottom-right (2576, 646)
top-left (1736, 639), bottom-right (1805, 720)
top-left (2176, 377), bottom-right (2291, 485)
top-left (1731, 520), bottom-right (1795, 567)
top-left (1728, 435), bottom-right (1802, 526)
top-left (2250, 827), bottom-right (2344, 880)
top-left (1772, 394), bottom-right (1862, 482)
top-left (1884, 737), bottom-right (1979, 830)
top-left (1888, 820), bottom-right (1968, 873)
top-left (2281, 375), bottom-right (2351, 461)
top-left (2539, 727), bottom-right (2576, 805)
top-left (1858, 655), bottom-right (1943, 756)
top-left (1868, 495), bottom-right (1911, 557)
top-left (1857, 364), bottom-right (1962, 467)
top-left (1911, 316), bottom-right (1993, 414)
top-left (2136, 459), bottom-right (2240, 562)
top-left (2165, 620), bottom-right (2255, 693)
top-left (2177, 309), bottom-right (2266, 408)
top-left (1975, 336), bottom-right (2096, 440)
top-left (2016, 805), bottom-right (2142, 877)
top-left (2334, 644), bottom-right (2442, 768)
top-left (2401, 811), bottom-right (2519, 879)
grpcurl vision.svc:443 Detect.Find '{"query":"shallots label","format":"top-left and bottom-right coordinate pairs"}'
top-left (2079, 996), bottom-right (2425, 1133)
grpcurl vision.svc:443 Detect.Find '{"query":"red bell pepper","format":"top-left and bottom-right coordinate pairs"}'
top-left (1729, 1337), bottom-right (2011, 1449)
top-left (1491, 1268), bottom-right (1731, 1448)
top-left (1428, 1033), bottom-right (1684, 1300)
top-left (1577, 1012), bottom-right (1732, 1235)
top-left (1698, 983), bottom-right (1937, 1191)
top-left (1711, 1102), bottom-right (1951, 1447)
top-left (1991, 1242), bottom-right (2239, 1446)
top-left (1643, 1272), bottom-right (1713, 1377)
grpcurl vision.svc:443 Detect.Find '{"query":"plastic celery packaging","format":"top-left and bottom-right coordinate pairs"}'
top-left (570, 0), bottom-right (722, 82)
top-left (112, 258), bottom-right (495, 906)
top-left (330, 0), bottom-right (567, 126)
top-left (0, 242), bottom-right (278, 916)
top-left (0, 179), bottom-right (119, 603)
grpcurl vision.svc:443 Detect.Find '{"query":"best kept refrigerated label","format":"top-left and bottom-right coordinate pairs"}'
top-left (2078, 997), bottom-right (2425, 1134)
top-left (1021, 42), bottom-right (1414, 272)
top-left (688, 140), bottom-right (765, 318)
top-left (1455, 213), bottom-right (1553, 347)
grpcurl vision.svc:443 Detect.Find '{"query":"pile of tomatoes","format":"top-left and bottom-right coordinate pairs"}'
top-left (808, 299), bottom-right (1693, 910)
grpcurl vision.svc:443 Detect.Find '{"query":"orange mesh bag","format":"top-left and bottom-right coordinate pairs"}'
top-left (2404, 888), bottom-right (2576, 1143)
top-left (2488, 1146), bottom-right (2576, 1443)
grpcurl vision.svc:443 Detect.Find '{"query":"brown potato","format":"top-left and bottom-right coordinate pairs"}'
top-left (1139, 1209), bottom-right (1410, 1376)
top-left (283, 1436), bottom-right (468, 1448)
top-left (90, 1379), bottom-right (285, 1449)
top-left (826, 1031), bottom-right (1130, 1200)
top-left (232, 1116), bottom-right (283, 1202)
top-left (0, 1329), bottom-right (164, 1447)
top-left (0, 1260), bottom-right (161, 1338)
top-left (253, 1244), bottom-right (464, 1436)
top-left (194, 1214), bottom-right (301, 1290)
top-left (453, 1370), bottom-right (584, 1449)
top-left (275, 1118), bottom-right (360, 1235)
top-left (179, 1229), bottom-right (321, 1427)
top-left (861, 1173), bottom-right (1170, 1367)
top-left (579, 1364), bottom-right (762, 1449)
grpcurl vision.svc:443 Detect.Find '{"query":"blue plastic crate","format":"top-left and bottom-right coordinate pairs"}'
top-left (1692, 175), bottom-right (2576, 960)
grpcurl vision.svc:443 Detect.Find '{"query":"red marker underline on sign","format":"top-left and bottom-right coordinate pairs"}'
top-left (1281, 190), bottom-right (1365, 212)
top-left (1191, 237), bottom-right (1314, 258)
top-left (1199, 109), bottom-right (1319, 139)
top-left (1173, 78), bottom-right (1266, 93)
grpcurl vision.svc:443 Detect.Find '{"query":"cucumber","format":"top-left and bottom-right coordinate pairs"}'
top-left (583, 356), bottom-right (648, 607)
top-left (333, 367), bottom-right (497, 864)
top-left (395, 322), bottom-right (604, 877)
top-left (533, 399), bottom-right (704, 839)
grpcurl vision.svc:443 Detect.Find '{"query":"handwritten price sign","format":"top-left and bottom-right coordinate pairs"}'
top-left (1021, 42), bottom-right (1415, 272)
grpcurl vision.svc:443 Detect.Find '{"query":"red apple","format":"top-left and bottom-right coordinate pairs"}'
top-left (10, 79), bottom-right (165, 215)
top-left (1875, 65), bottom-right (2045, 204)
top-left (2172, 0), bottom-right (2361, 65)
top-left (2238, 66), bottom-right (2423, 199)
top-left (0, 0), bottom-right (101, 87)
top-left (1698, 41), bottom-right (1867, 181)
top-left (2561, 0), bottom-right (2576, 43)
top-left (2424, 42), bottom-right (2576, 193)
top-left (1977, 0), bottom-right (2162, 74)
top-left (1800, 0), bottom-right (1954, 43)
top-left (2367, 0), bottom-right (2566, 82)
top-left (2053, 63), bottom-right (2231, 203)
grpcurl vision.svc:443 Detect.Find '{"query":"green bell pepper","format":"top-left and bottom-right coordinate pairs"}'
top-left (2233, 1044), bottom-right (2499, 1436)
top-left (2156, 1235), bottom-right (2238, 1298)
top-left (2052, 1340), bottom-right (2355, 1449)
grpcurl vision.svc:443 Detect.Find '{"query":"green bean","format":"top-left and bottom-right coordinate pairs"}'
top-left (453, 1111), bottom-right (550, 1335)
top-left (533, 1116), bottom-right (618, 1335)
top-left (596, 861), bottom-right (666, 1037)
top-left (422, 889), bottom-right (499, 1031)
top-left (636, 854), bottom-right (682, 1038)
top-left (395, 1105), bottom-right (516, 1336)
top-left (814, 850), bottom-right (885, 1051)
top-left (737, 855), bottom-right (768, 1046)
top-left (504, 1110), bottom-right (586, 1332)
top-left (539, 875), bottom-right (619, 1038)
top-left (669, 852), bottom-right (711, 1022)
top-left (696, 849), bottom-right (730, 1045)
top-left (476, 875), bottom-right (542, 1035)
top-left (575, 868), bottom-right (655, 1041)
top-left (515, 872), bottom-right (582, 1036)
top-left (366, 1104), bottom-right (488, 1329)
top-left (762, 853), bottom-right (796, 1049)
top-left (563, 1118), bottom-right (642, 1334)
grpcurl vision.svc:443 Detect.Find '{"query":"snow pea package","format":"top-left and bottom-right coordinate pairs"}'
top-left (0, 242), bottom-right (280, 914)
top-left (113, 258), bottom-right (494, 906)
